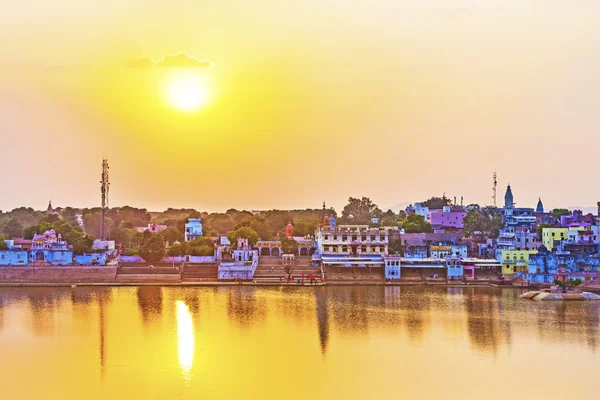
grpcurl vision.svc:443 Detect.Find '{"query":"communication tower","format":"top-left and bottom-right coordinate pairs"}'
top-left (100, 159), bottom-right (110, 240)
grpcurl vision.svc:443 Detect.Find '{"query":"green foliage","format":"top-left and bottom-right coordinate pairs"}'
top-left (536, 224), bottom-right (551, 239)
top-left (167, 242), bottom-right (187, 256)
top-left (161, 226), bottom-right (184, 244)
top-left (388, 237), bottom-right (404, 254)
top-left (401, 213), bottom-right (433, 233)
top-left (72, 236), bottom-right (95, 255)
top-left (233, 216), bottom-right (271, 240)
top-left (552, 209), bottom-right (571, 219)
top-left (281, 237), bottom-right (299, 255)
top-left (463, 209), bottom-right (503, 238)
top-left (554, 278), bottom-right (582, 292)
top-left (188, 237), bottom-right (214, 248)
top-left (189, 245), bottom-right (214, 256)
top-left (0, 217), bottom-right (24, 238)
top-left (341, 197), bottom-right (382, 225)
top-left (0, 234), bottom-right (9, 250)
top-left (227, 227), bottom-right (259, 248)
top-left (422, 195), bottom-right (451, 210)
top-left (138, 235), bottom-right (166, 263)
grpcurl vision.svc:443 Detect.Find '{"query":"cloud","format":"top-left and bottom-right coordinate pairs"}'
top-left (126, 57), bottom-right (156, 68)
top-left (125, 52), bottom-right (215, 68)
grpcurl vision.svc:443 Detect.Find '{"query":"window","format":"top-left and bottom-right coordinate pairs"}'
top-left (352, 236), bottom-right (357, 241)
top-left (361, 236), bottom-right (366, 241)
top-left (325, 235), bottom-right (329, 241)
top-left (371, 235), bottom-right (376, 241)
top-left (342, 235), bottom-right (347, 241)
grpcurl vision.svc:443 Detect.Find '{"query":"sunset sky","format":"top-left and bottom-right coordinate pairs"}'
top-left (1, 0), bottom-right (599, 213)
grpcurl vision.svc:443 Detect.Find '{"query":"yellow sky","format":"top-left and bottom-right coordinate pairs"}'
top-left (1, 1), bottom-right (599, 212)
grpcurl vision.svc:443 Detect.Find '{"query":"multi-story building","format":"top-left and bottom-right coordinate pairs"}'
top-left (428, 206), bottom-right (466, 230)
top-left (496, 227), bottom-right (540, 252)
top-left (541, 227), bottom-right (568, 250)
top-left (499, 249), bottom-right (538, 275)
top-left (184, 218), bottom-right (203, 242)
top-left (314, 224), bottom-right (389, 269)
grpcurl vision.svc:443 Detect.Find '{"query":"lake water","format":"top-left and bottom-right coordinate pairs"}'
top-left (1, 286), bottom-right (599, 399)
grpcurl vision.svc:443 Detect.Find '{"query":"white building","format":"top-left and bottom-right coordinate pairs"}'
top-left (184, 218), bottom-right (203, 242)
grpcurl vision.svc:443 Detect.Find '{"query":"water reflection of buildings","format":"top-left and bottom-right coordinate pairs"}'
top-left (137, 287), bottom-right (163, 326)
top-left (464, 288), bottom-right (511, 356)
top-left (225, 287), bottom-right (267, 327)
top-left (314, 287), bottom-right (330, 354)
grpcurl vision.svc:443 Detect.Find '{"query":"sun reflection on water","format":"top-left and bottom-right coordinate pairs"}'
top-left (176, 301), bottom-right (195, 383)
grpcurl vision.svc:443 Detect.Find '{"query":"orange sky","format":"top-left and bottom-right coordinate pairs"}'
top-left (1, 1), bottom-right (599, 212)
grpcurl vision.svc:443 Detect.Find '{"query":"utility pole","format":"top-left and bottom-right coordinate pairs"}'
top-left (492, 172), bottom-right (497, 208)
top-left (100, 159), bottom-right (110, 240)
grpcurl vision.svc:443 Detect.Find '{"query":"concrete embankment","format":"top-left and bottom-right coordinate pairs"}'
top-left (520, 291), bottom-right (600, 301)
top-left (0, 266), bottom-right (118, 284)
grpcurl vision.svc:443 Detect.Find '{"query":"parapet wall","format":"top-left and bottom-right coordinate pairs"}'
top-left (0, 266), bottom-right (117, 283)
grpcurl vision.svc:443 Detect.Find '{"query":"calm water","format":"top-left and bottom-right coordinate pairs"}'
top-left (1, 286), bottom-right (599, 399)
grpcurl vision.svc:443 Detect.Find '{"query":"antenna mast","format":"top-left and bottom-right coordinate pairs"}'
top-left (492, 172), bottom-right (497, 207)
top-left (100, 159), bottom-right (110, 240)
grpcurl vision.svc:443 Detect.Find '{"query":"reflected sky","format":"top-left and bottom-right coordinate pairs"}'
top-left (0, 286), bottom-right (599, 399)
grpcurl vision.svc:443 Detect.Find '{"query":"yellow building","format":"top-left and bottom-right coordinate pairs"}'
top-left (500, 249), bottom-right (538, 275)
top-left (541, 228), bottom-right (568, 250)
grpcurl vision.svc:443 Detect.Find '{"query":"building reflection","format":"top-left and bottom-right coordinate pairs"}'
top-left (314, 287), bottom-right (330, 355)
top-left (0, 297), bottom-right (4, 332)
top-left (225, 287), bottom-right (267, 327)
top-left (136, 287), bottom-right (163, 327)
top-left (176, 300), bottom-right (195, 383)
top-left (329, 287), bottom-right (371, 335)
top-left (27, 289), bottom-right (67, 336)
top-left (464, 288), bottom-right (509, 355)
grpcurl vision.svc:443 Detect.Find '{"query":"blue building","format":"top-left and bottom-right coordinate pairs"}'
top-left (185, 218), bottom-right (203, 242)
top-left (384, 255), bottom-right (401, 279)
top-left (0, 250), bottom-right (29, 265)
top-left (446, 255), bottom-right (463, 278)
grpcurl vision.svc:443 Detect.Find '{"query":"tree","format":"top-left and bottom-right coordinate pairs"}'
top-left (233, 215), bottom-right (271, 240)
top-left (554, 278), bottom-right (582, 293)
top-left (138, 235), bottom-right (166, 263)
top-left (536, 224), bottom-right (551, 239)
top-left (0, 234), bottom-right (9, 250)
top-left (167, 242), bottom-right (188, 256)
top-left (463, 209), bottom-right (503, 238)
top-left (190, 245), bottom-right (214, 256)
top-left (72, 236), bottom-right (94, 255)
top-left (1, 217), bottom-right (24, 238)
top-left (188, 237), bottom-right (214, 247)
top-left (388, 237), bottom-right (403, 254)
top-left (341, 197), bottom-right (382, 224)
top-left (422, 195), bottom-right (451, 210)
top-left (161, 226), bottom-right (184, 244)
top-left (281, 237), bottom-right (299, 255)
top-left (552, 209), bottom-right (571, 219)
top-left (227, 227), bottom-right (259, 248)
top-left (401, 213), bottom-right (433, 233)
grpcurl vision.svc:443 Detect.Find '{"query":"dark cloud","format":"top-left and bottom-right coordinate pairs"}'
top-left (125, 52), bottom-right (215, 68)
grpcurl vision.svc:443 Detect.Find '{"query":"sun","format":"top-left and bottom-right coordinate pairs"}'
top-left (165, 74), bottom-right (209, 111)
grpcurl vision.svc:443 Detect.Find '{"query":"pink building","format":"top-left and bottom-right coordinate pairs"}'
top-left (428, 209), bottom-right (466, 230)
top-left (135, 223), bottom-right (168, 233)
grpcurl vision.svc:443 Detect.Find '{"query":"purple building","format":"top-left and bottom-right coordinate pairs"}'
top-left (429, 208), bottom-right (466, 230)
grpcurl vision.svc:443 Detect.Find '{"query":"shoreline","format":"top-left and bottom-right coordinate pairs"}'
top-left (0, 281), bottom-right (516, 288)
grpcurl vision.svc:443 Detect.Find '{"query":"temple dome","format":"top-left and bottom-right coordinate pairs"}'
top-left (536, 197), bottom-right (544, 214)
